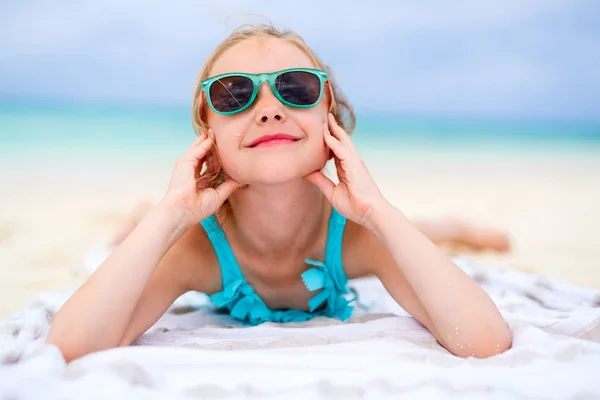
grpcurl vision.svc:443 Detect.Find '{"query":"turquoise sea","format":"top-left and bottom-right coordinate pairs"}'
top-left (2, 100), bottom-right (600, 161)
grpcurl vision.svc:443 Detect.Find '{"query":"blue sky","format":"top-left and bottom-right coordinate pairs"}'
top-left (1, 0), bottom-right (599, 119)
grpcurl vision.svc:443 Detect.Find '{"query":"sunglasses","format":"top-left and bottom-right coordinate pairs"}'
top-left (200, 68), bottom-right (328, 115)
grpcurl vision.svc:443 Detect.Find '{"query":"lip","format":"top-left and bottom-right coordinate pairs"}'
top-left (246, 133), bottom-right (301, 148)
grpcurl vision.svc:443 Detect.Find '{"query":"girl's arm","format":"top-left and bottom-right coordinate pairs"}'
top-left (351, 210), bottom-right (511, 358)
top-left (47, 202), bottom-right (192, 361)
top-left (305, 113), bottom-right (511, 358)
top-left (46, 133), bottom-right (240, 362)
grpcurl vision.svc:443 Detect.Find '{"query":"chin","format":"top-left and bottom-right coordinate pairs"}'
top-left (225, 156), bottom-right (324, 186)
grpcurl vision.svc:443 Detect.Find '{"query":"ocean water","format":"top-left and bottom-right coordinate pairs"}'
top-left (1, 100), bottom-right (600, 161)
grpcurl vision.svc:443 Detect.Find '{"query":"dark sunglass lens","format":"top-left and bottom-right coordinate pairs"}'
top-left (275, 71), bottom-right (321, 106)
top-left (209, 76), bottom-right (254, 113)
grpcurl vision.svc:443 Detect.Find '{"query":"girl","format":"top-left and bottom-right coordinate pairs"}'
top-left (47, 24), bottom-right (512, 362)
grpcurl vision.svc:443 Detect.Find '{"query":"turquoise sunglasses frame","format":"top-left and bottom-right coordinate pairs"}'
top-left (200, 68), bottom-right (329, 116)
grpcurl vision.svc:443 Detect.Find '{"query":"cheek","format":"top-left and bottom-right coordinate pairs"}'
top-left (294, 107), bottom-right (327, 137)
top-left (303, 118), bottom-right (329, 156)
top-left (215, 148), bottom-right (244, 182)
top-left (289, 110), bottom-right (330, 163)
top-left (304, 127), bottom-right (330, 170)
top-left (214, 136), bottom-right (238, 169)
top-left (207, 116), bottom-right (244, 164)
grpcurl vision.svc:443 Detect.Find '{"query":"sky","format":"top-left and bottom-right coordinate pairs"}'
top-left (1, 0), bottom-right (599, 119)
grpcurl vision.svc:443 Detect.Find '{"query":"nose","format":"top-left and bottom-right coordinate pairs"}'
top-left (254, 82), bottom-right (286, 124)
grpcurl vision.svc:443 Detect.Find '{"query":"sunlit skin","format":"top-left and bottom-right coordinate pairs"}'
top-left (46, 35), bottom-right (512, 363)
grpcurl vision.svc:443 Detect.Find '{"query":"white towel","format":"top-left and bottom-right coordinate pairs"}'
top-left (1, 251), bottom-right (599, 399)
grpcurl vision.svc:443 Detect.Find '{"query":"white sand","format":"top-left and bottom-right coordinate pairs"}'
top-left (1, 147), bottom-right (599, 319)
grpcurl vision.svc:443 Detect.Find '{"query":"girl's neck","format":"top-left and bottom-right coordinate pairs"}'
top-left (222, 179), bottom-right (330, 263)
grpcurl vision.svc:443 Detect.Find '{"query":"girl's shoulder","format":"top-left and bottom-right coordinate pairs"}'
top-left (341, 219), bottom-right (393, 280)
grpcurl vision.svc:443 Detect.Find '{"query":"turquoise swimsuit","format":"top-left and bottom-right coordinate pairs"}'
top-left (199, 208), bottom-right (356, 325)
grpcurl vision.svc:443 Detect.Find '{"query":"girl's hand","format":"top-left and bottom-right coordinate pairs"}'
top-left (162, 130), bottom-right (241, 226)
top-left (305, 113), bottom-right (388, 230)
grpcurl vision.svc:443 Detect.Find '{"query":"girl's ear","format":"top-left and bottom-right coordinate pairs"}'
top-left (325, 81), bottom-right (337, 115)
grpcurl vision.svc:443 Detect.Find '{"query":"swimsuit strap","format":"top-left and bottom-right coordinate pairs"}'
top-left (199, 215), bottom-right (244, 286)
top-left (324, 207), bottom-right (350, 288)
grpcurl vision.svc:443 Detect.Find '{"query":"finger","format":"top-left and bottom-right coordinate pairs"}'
top-left (334, 155), bottom-right (344, 175)
top-left (207, 128), bottom-right (215, 141)
top-left (304, 171), bottom-right (336, 201)
top-left (213, 178), bottom-right (242, 204)
top-left (184, 135), bottom-right (214, 163)
top-left (176, 137), bottom-right (213, 180)
top-left (327, 113), bottom-right (351, 142)
top-left (333, 155), bottom-right (348, 184)
top-left (323, 122), bottom-right (350, 161)
top-left (198, 127), bottom-right (214, 141)
top-left (328, 113), bottom-right (359, 156)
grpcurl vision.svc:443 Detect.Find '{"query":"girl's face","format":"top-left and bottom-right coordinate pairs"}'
top-left (203, 37), bottom-right (330, 186)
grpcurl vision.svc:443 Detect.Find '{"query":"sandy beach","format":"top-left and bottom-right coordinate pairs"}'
top-left (1, 147), bottom-right (599, 319)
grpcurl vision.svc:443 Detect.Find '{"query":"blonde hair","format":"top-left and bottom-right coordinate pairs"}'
top-left (191, 24), bottom-right (356, 218)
